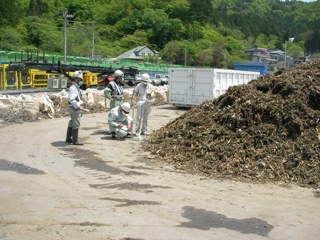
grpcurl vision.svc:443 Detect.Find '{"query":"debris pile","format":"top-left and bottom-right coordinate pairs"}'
top-left (0, 89), bottom-right (106, 124)
top-left (143, 61), bottom-right (320, 188)
top-left (0, 86), bottom-right (169, 125)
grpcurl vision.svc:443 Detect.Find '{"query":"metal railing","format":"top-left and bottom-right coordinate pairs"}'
top-left (0, 50), bottom-right (185, 72)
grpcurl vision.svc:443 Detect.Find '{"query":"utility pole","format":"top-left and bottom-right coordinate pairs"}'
top-left (184, 42), bottom-right (187, 66)
top-left (284, 37), bottom-right (294, 67)
top-left (63, 12), bottom-right (74, 64)
top-left (284, 40), bottom-right (287, 67)
top-left (91, 22), bottom-right (96, 59)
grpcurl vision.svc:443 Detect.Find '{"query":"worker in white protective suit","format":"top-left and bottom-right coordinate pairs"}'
top-left (66, 70), bottom-right (84, 145)
top-left (108, 102), bottom-right (133, 139)
top-left (133, 73), bottom-right (155, 136)
top-left (103, 69), bottom-right (124, 110)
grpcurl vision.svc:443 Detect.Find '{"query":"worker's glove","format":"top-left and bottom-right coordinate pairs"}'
top-left (146, 90), bottom-right (155, 101)
top-left (77, 100), bottom-right (84, 109)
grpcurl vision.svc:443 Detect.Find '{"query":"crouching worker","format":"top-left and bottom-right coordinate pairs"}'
top-left (108, 102), bottom-right (133, 139)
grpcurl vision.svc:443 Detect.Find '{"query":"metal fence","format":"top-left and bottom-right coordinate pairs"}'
top-left (0, 50), bottom-right (184, 73)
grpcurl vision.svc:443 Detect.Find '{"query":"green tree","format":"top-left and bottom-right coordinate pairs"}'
top-left (212, 45), bottom-right (225, 68)
top-left (0, 0), bottom-right (21, 27)
top-left (0, 0), bottom-right (319, 61)
top-left (304, 29), bottom-right (320, 54)
top-left (0, 27), bottom-right (26, 50)
top-left (194, 49), bottom-right (213, 67)
top-left (161, 40), bottom-right (185, 64)
top-left (139, 8), bottom-right (177, 48)
top-left (189, 0), bottom-right (213, 23)
top-left (23, 16), bottom-right (63, 52)
top-left (66, 2), bottom-right (94, 20)
top-left (288, 44), bottom-right (304, 59)
top-left (164, 0), bottom-right (190, 21)
top-left (254, 33), bottom-right (278, 48)
top-left (119, 34), bottom-right (146, 48)
top-left (28, 0), bottom-right (49, 16)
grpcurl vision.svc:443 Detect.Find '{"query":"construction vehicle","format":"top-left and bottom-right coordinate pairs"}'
top-left (0, 62), bottom-right (139, 91)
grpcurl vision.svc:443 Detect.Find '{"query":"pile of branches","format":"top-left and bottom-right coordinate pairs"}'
top-left (143, 61), bottom-right (320, 188)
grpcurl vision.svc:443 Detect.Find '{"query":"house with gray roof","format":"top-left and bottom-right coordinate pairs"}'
top-left (116, 46), bottom-right (159, 60)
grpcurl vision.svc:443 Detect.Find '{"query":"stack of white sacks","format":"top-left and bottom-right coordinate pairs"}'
top-left (0, 85), bottom-right (169, 119)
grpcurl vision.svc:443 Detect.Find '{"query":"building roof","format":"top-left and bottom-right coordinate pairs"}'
top-left (245, 48), bottom-right (268, 54)
top-left (116, 46), bottom-right (157, 60)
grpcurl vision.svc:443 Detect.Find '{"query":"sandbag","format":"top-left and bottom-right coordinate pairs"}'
top-left (22, 94), bottom-right (39, 115)
top-left (36, 93), bottom-right (55, 118)
top-left (0, 95), bottom-right (17, 109)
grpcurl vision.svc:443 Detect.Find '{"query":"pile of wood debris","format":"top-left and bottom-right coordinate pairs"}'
top-left (143, 61), bottom-right (320, 188)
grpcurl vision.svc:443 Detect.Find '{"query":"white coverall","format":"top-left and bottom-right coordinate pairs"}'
top-left (134, 82), bottom-right (154, 135)
top-left (67, 81), bottom-right (83, 129)
top-left (108, 106), bottom-right (133, 139)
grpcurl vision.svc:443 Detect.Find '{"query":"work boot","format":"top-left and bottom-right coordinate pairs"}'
top-left (72, 129), bottom-right (84, 145)
top-left (66, 127), bottom-right (73, 143)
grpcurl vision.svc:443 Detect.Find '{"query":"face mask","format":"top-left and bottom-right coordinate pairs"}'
top-left (122, 111), bottom-right (128, 118)
top-left (116, 76), bottom-right (123, 82)
top-left (143, 82), bottom-right (148, 86)
top-left (78, 80), bottom-right (83, 86)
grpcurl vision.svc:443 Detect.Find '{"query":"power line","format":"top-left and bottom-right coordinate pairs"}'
top-left (57, 19), bottom-right (97, 24)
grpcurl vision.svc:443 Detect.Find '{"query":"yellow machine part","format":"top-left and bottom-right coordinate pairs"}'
top-left (28, 68), bottom-right (51, 89)
top-left (83, 71), bottom-right (98, 87)
top-left (0, 64), bottom-right (19, 90)
top-left (0, 65), bottom-right (100, 90)
top-left (0, 64), bottom-right (4, 90)
top-left (68, 71), bottom-right (98, 87)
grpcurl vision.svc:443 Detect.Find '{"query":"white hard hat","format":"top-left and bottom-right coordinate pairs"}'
top-left (141, 73), bottom-right (150, 82)
top-left (114, 70), bottom-right (124, 77)
top-left (73, 70), bottom-right (83, 79)
top-left (121, 102), bottom-right (130, 113)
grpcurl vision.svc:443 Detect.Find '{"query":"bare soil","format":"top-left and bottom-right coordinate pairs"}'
top-left (0, 104), bottom-right (319, 240)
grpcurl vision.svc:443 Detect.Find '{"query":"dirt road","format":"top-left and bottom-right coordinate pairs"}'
top-left (0, 104), bottom-right (319, 240)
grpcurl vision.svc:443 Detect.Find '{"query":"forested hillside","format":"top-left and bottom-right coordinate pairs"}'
top-left (0, 0), bottom-right (319, 68)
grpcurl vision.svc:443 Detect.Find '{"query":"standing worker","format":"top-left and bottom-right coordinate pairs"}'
top-left (66, 70), bottom-right (84, 145)
top-left (108, 102), bottom-right (133, 139)
top-left (133, 73), bottom-right (155, 136)
top-left (104, 69), bottom-right (124, 110)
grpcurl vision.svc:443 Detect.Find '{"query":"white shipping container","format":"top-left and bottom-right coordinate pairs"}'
top-left (168, 68), bottom-right (259, 107)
